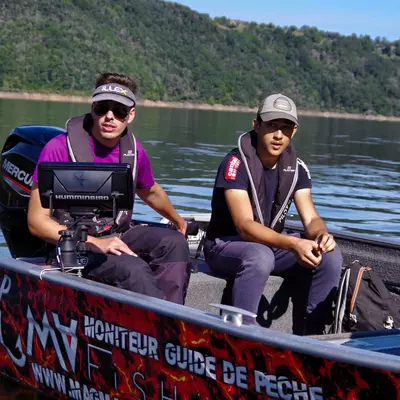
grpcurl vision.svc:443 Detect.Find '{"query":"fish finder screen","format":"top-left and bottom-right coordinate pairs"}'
top-left (38, 162), bottom-right (133, 212)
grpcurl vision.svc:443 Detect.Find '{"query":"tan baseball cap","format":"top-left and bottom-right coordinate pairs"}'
top-left (257, 93), bottom-right (298, 125)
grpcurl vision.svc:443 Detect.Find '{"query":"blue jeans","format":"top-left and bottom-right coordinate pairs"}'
top-left (204, 233), bottom-right (342, 333)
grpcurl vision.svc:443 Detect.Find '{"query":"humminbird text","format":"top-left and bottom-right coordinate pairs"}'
top-left (54, 195), bottom-right (110, 200)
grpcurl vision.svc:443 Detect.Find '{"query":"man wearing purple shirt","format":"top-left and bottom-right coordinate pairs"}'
top-left (31, 127), bottom-right (155, 188)
top-left (28, 72), bottom-right (191, 305)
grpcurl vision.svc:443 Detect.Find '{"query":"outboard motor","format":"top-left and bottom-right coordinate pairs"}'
top-left (0, 125), bottom-right (65, 258)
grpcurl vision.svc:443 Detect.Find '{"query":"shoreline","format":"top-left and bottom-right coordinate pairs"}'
top-left (1, 91), bottom-right (400, 122)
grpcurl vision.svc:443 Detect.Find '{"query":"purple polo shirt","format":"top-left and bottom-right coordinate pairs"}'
top-left (32, 133), bottom-right (155, 189)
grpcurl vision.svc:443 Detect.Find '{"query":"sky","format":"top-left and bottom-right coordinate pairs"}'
top-left (167, 0), bottom-right (400, 41)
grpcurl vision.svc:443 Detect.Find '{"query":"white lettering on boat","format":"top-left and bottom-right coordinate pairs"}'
top-left (0, 274), bottom-right (26, 367)
top-left (0, 274), bottom-right (78, 373)
top-left (31, 363), bottom-right (118, 399)
top-left (2, 158), bottom-right (33, 186)
top-left (254, 370), bottom-right (324, 399)
top-left (31, 363), bottom-right (67, 395)
top-left (31, 361), bottom-right (117, 400)
top-left (131, 372), bottom-right (180, 400)
top-left (26, 306), bottom-right (78, 372)
top-left (222, 360), bottom-right (248, 389)
top-left (0, 273), bottom-right (330, 399)
top-left (68, 379), bottom-right (115, 400)
top-left (132, 372), bottom-right (147, 399)
top-left (164, 342), bottom-right (217, 379)
top-left (83, 316), bottom-right (159, 360)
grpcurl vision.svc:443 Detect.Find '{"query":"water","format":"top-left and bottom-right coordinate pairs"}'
top-left (0, 99), bottom-right (399, 397)
top-left (0, 98), bottom-right (399, 249)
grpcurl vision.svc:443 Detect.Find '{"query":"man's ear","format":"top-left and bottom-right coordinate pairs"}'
top-left (127, 108), bottom-right (136, 123)
top-left (90, 103), bottom-right (96, 118)
top-left (291, 126), bottom-right (298, 139)
top-left (252, 118), bottom-right (259, 132)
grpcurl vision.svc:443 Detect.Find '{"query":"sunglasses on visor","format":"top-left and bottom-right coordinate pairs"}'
top-left (93, 101), bottom-right (131, 121)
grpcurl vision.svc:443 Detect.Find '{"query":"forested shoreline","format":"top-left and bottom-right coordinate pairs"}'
top-left (2, 91), bottom-right (400, 122)
top-left (1, 0), bottom-right (400, 116)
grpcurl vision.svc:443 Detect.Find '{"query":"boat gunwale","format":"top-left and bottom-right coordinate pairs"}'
top-left (155, 214), bottom-right (400, 250)
top-left (285, 221), bottom-right (400, 250)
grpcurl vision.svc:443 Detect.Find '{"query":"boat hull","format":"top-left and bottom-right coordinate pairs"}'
top-left (0, 256), bottom-right (399, 399)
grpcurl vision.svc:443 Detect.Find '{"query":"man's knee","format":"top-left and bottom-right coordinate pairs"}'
top-left (156, 230), bottom-right (190, 261)
top-left (241, 245), bottom-right (275, 279)
top-left (113, 254), bottom-right (149, 276)
top-left (109, 256), bottom-right (163, 298)
top-left (208, 242), bottom-right (274, 281)
top-left (319, 246), bottom-right (343, 284)
top-left (155, 261), bottom-right (191, 304)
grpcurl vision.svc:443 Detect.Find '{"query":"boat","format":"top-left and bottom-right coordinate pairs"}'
top-left (0, 125), bottom-right (399, 399)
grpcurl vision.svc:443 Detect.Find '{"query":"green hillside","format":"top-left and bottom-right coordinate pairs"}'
top-left (1, 0), bottom-right (400, 115)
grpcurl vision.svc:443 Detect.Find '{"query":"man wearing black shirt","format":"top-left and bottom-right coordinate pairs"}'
top-left (205, 94), bottom-right (342, 334)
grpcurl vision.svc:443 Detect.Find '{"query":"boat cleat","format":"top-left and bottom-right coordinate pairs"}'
top-left (210, 303), bottom-right (257, 327)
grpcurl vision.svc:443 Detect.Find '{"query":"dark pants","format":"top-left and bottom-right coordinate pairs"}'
top-left (83, 226), bottom-right (191, 304)
top-left (204, 233), bottom-right (342, 333)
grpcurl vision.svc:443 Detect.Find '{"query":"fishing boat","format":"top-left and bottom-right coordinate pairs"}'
top-left (0, 125), bottom-right (399, 399)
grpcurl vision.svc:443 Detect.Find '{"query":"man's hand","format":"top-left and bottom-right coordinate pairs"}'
top-left (88, 236), bottom-right (137, 256)
top-left (294, 189), bottom-right (335, 254)
top-left (137, 183), bottom-right (187, 236)
top-left (175, 218), bottom-right (187, 235)
top-left (290, 237), bottom-right (322, 268)
top-left (315, 233), bottom-right (336, 253)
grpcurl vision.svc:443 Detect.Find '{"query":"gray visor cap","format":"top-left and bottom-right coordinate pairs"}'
top-left (258, 111), bottom-right (299, 126)
top-left (92, 83), bottom-right (136, 107)
top-left (257, 93), bottom-right (299, 126)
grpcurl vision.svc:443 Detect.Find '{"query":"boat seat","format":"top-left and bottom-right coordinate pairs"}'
top-left (186, 257), bottom-right (297, 334)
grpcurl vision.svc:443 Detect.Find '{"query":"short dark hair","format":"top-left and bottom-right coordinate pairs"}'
top-left (95, 72), bottom-right (137, 94)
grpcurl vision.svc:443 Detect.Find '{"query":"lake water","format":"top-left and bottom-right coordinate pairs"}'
top-left (0, 98), bottom-right (399, 255)
top-left (0, 99), bottom-right (399, 397)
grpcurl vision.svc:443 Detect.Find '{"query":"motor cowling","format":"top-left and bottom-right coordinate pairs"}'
top-left (0, 125), bottom-right (65, 258)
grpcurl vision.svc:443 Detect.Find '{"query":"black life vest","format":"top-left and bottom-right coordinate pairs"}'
top-left (238, 130), bottom-right (298, 233)
top-left (54, 114), bottom-right (137, 235)
top-left (207, 130), bottom-right (299, 238)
